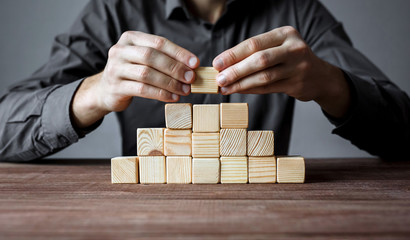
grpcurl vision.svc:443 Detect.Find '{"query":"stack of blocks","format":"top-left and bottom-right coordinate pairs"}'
top-left (111, 67), bottom-right (304, 184)
top-left (111, 103), bottom-right (305, 184)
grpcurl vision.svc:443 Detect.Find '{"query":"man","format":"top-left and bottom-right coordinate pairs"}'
top-left (0, 0), bottom-right (409, 161)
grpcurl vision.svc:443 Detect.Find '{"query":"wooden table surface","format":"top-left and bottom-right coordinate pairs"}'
top-left (0, 158), bottom-right (409, 239)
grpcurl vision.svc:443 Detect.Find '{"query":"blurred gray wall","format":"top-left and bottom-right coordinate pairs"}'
top-left (0, 0), bottom-right (409, 159)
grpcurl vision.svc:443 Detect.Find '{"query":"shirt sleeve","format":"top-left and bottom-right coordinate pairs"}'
top-left (295, 0), bottom-right (410, 160)
top-left (0, 0), bottom-right (118, 162)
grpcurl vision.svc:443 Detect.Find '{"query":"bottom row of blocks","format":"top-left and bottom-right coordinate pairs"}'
top-left (111, 156), bottom-right (305, 184)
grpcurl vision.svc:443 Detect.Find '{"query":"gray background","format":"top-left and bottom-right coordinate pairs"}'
top-left (0, 0), bottom-right (409, 159)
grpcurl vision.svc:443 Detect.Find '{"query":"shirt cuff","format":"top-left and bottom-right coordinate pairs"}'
top-left (41, 79), bottom-right (102, 150)
top-left (323, 70), bottom-right (383, 135)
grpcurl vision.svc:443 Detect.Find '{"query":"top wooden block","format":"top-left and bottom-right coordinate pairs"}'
top-left (137, 128), bottom-right (165, 156)
top-left (220, 103), bottom-right (249, 129)
top-left (165, 103), bottom-right (192, 129)
top-left (192, 67), bottom-right (219, 94)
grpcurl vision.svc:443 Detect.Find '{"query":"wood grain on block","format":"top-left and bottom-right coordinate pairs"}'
top-left (192, 158), bottom-right (220, 184)
top-left (137, 128), bottom-right (165, 156)
top-left (220, 157), bottom-right (248, 184)
top-left (192, 67), bottom-right (219, 94)
top-left (247, 131), bottom-right (274, 156)
top-left (165, 103), bottom-right (192, 129)
top-left (111, 157), bottom-right (139, 184)
top-left (164, 129), bottom-right (192, 156)
top-left (248, 156), bottom-right (276, 183)
top-left (220, 129), bottom-right (247, 156)
top-left (277, 156), bottom-right (305, 183)
top-left (192, 133), bottom-right (220, 158)
top-left (166, 156), bottom-right (192, 184)
top-left (139, 156), bottom-right (166, 184)
top-left (193, 104), bottom-right (220, 132)
top-left (220, 103), bottom-right (249, 129)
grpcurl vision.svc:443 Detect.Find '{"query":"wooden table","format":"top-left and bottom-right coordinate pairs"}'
top-left (0, 158), bottom-right (409, 239)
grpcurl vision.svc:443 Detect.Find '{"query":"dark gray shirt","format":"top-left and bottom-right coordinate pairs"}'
top-left (0, 0), bottom-right (409, 161)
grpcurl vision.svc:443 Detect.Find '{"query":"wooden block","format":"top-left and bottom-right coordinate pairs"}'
top-left (165, 103), bottom-right (192, 129)
top-left (220, 157), bottom-right (248, 183)
top-left (192, 67), bottom-right (219, 94)
top-left (137, 128), bottom-right (165, 156)
top-left (220, 129), bottom-right (247, 156)
top-left (111, 157), bottom-right (139, 184)
top-left (193, 104), bottom-right (220, 132)
top-left (166, 156), bottom-right (192, 184)
top-left (139, 156), bottom-right (166, 184)
top-left (192, 133), bottom-right (220, 158)
top-left (277, 156), bottom-right (305, 183)
top-left (192, 158), bottom-right (220, 184)
top-left (248, 156), bottom-right (276, 183)
top-left (164, 129), bottom-right (192, 156)
top-left (247, 131), bottom-right (274, 156)
top-left (220, 103), bottom-right (248, 129)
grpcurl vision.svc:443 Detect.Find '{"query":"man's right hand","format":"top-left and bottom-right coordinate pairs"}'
top-left (71, 31), bottom-right (199, 128)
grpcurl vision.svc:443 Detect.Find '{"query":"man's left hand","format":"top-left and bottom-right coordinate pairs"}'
top-left (212, 26), bottom-right (351, 118)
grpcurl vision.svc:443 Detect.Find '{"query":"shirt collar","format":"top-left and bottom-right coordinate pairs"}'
top-left (165, 0), bottom-right (190, 20)
top-left (165, 0), bottom-right (240, 20)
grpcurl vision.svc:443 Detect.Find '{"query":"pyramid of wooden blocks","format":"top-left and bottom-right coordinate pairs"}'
top-left (167, 156), bottom-right (192, 184)
top-left (112, 101), bottom-right (305, 185)
top-left (192, 158), bottom-right (220, 184)
top-left (247, 131), bottom-right (274, 156)
top-left (248, 156), bottom-right (276, 183)
top-left (139, 156), bottom-right (166, 184)
top-left (192, 67), bottom-right (219, 94)
top-left (220, 129), bottom-right (246, 156)
top-left (193, 104), bottom-right (220, 132)
top-left (165, 103), bottom-right (192, 129)
top-left (164, 129), bottom-right (192, 156)
top-left (277, 156), bottom-right (305, 183)
top-left (111, 157), bottom-right (139, 183)
top-left (137, 128), bottom-right (165, 156)
top-left (220, 103), bottom-right (249, 128)
top-left (220, 157), bottom-right (248, 183)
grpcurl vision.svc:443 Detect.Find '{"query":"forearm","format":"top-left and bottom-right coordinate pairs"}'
top-left (311, 26), bottom-right (410, 158)
top-left (0, 81), bottom-right (83, 161)
top-left (327, 72), bottom-right (410, 160)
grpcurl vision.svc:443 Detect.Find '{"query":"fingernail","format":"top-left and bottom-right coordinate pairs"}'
top-left (182, 84), bottom-right (190, 94)
top-left (217, 74), bottom-right (226, 86)
top-left (221, 87), bottom-right (229, 95)
top-left (172, 94), bottom-right (179, 100)
top-left (214, 58), bottom-right (224, 69)
top-left (184, 70), bottom-right (194, 82)
top-left (189, 57), bottom-right (197, 68)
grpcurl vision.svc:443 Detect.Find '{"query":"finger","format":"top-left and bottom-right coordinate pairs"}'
top-left (212, 28), bottom-right (286, 71)
top-left (117, 80), bottom-right (180, 103)
top-left (118, 45), bottom-right (195, 84)
top-left (216, 46), bottom-right (287, 87)
top-left (118, 31), bottom-right (200, 69)
top-left (117, 64), bottom-right (191, 96)
top-left (220, 65), bottom-right (292, 95)
top-left (236, 78), bottom-right (290, 95)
